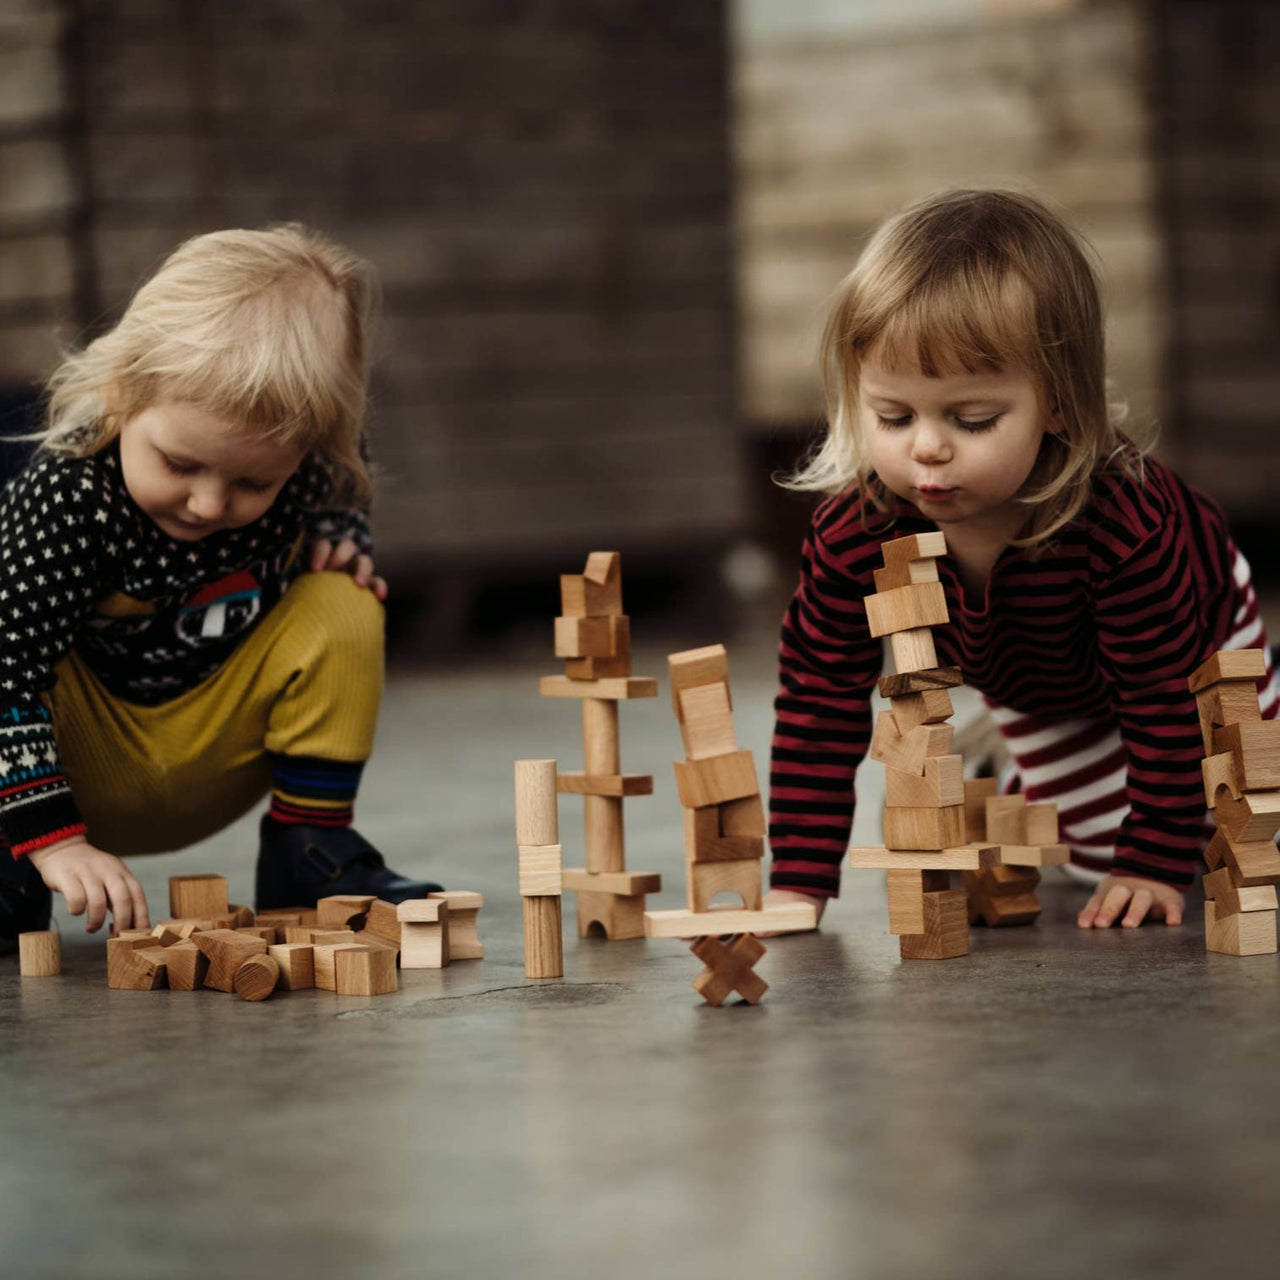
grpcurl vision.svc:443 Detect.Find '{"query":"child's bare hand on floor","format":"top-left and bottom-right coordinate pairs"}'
top-left (1077, 873), bottom-right (1184, 929)
top-left (309, 538), bottom-right (388, 602)
top-left (28, 838), bottom-right (150, 934)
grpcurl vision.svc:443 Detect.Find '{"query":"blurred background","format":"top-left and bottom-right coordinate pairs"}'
top-left (1, 0), bottom-right (1277, 661)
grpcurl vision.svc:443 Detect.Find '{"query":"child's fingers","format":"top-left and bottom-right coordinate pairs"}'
top-left (1076, 887), bottom-right (1106, 928)
top-left (108, 868), bottom-right (149, 933)
top-left (58, 872), bottom-right (88, 920)
top-left (1121, 888), bottom-right (1153, 928)
top-left (352, 554), bottom-right (374, 586)
top-left (1162, 896), bottom-right (1184, 927)
top-left (126, 874), bottom-right (151, 932)
top-left (1090, 883), bottom-right (1132, 929)
top-left (371, 575), bottom-right (388, 602)
top-left (309, 539), bottom-right (332, 572)
top-left (82, 875), bottom-right (109, 933)
top-left (328, 539), bottom-right (360, 570)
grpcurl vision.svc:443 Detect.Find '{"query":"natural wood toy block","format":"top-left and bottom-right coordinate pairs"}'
top-left (577, 889), bottom-right (646, 940)
top-left (255, 910), bottom-right (304, 929)
top-left (673, 749), bottom-right (760, 809)
top-left (994, 844), bottom-right (1070, 867)
top-left (236, 925), bottom-right (279, 945)
top-left (565, 615), bottom-right (631, 680)
top-left (963, 777), bottom-right (998, 841)
top-left (1023, 803), bottom-right (1060, 847)
top-left (560, 551), bottom-right (623, 618)
top-left (18, 931), bottom-right (60, 977)
top-left (515, 758), bottom-right (559, 846)
top-left (683, 807), bottom-right (765, 864)
top-left (228, 905), bottom-right (256, 929)
top-left (889, 688), bottom-right (955, 730)
top-left (163, 941), bottom-right (209, 991)
top-left (1204, 830), bottom-right (1280, 885)
top-left (984, 794), bottom-right (1029, 845)
top-left (316, 895), bottom-right (375, 928)
top-left (555, 614), bottom-right (613, 659)
top-left (233, 954), bottom-right (280, 1002)
top-left (849, 844), bottom-right (1000, 872)
top-left (193, 929), bottom-right (268, 992)
top-left (886, 755), bottom-right (964, 808)
top-left (690, 933), bottom-right (768, 1006)
top-left (150, 926), bottom-right (183, 947)
top-left (1188, 648), bottom-right (1268, 693)
top-left (865, 581), bottom-right (949, 638)
top-left (1212, 721), bottom-right (1280, 792)
top-left (874, 531), bottom-right (948, 591)
top-left (669, 644), bottom-right (732, 721)
top-left (539, 676), bottom-right (657, 700)
top-left (562, 869), bottom-right (663, 895)
top-left (428, 891), bottom-right (483, 959)
top-left (362, 900), bottom-right (401, 947)
top-left (313, 942), bottom-right (366, 991)
top-left (1202, 867), bottom-right (1279, 916)
top-left (677, 682), bottom-right (738, 760)
top-left (107, 937), bottom-right (168, 990)
top-left (898, 888), bottom-right (970, 959)
top-left (152, 919), bottom-right (213, 939)
top-left (889, 627), bottom-right (938, 674)
top-left (720, 793), bottom-right (766, 836)
top-left (878, 666), bottom-right (963, 699)
top-left (883, 803), bottom-right (966, 851)
top-left (581, 697), bottom-right (624, 872)
top-left (335, 946), bottom-right (397, 996)
top-left (522, 897), bottom-right (563, 978)
top-left (555, 772), bottom-right (653, 797)
top-left (398, 899), bottom-right (449, 968)
top-left (869, 713), bottom-right (954, 776)
top-left (1202, 752), bottom-right (1242, 807)
top-left (1205, 900), bottom-right (1277, 956)
top-left (1212, 790), bottom-right (1280, 844)
top-left (515, 758), bottom-right (564, 978)
top-left (886, 869), bottom-right (950, 934)
top-left (963, 865), bottom-right (1044, 927)
top-left (168, 874), bottom-right (228, 920)
top-left (268, 943), bottom-right (315, 990)
top-left (686, 857), bottom-right (763, 914)
top-left (518, 844), bottom-right (564, 897)
top-left (645, 902), bottom-right (817, 938)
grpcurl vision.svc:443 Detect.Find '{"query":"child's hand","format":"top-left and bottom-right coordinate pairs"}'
top-left (309, 538), bottom-right (388, 602)
top-left (1077, 873), bottom-right (1184, 929)
top-left (27, 837), bottom-right (150, 934)
top-left (758, 887), bottom-right (827, 935)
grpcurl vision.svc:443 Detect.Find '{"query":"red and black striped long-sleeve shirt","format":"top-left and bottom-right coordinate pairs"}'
top-left (769, 452), bottom-right (1265, 896)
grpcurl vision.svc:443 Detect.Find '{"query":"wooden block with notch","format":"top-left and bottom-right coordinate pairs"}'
top-left (233, 954), bottom-right (280, 1002)
top-left (1204, 899), bottom-right (1277, 956)
top-left (560, 551), bottom-right (623, 618)
top-left (883, 803), bottom-right (966, 851)
top-left (677, 682), bottom-right (738, 760)
top-left (720, 793), bottom-right (766, 837)
top-left (673, 749), bottom-right (760, 809)
top-left (668, 644), bottom-right (731, 722)
top-left (428, 891), bottom-right (484, 960)
top-left (875, 531), bottom-right (948, 590)
top-left (683, 807), bottom-right (765, 864)
top-left (889, 628), bottom-right (938, 674)
top-left (577, 889), bottom-right (647, 940)
top-left (1188, 648), bottom-right (1267, 693)
top-left (163, 941), bottom-right (209, 991)
top-left (886, 869), bottom-right (950, 934)
top-left (1202, 752), bottom-right (1242, 807)
top-left (1202, 867), bottom-right (1279, 916)
top-left (898, 888), bottom-right (970, 959)
top-left (152, 918), bottom-right (213, 939)
top-left (865, 581), bottom-right (949, 638)
top-left (398, 899), bottom-right (449, 968)
top-left (963, 865), bottom-right (1043, 927)
top-left (193, 929), bottom-right (268, 993)
top-left (361, 900), bottom-right (401, 947)
top-left (1204, 830), bottom-right (1280, 885)
top-left (889, 687), bottom-right (954, 731)
top-left (687, 858), bottom-right (763, 914)
top-left (169, 874), bottom-right (228, 920)
top-left (1212, 721), bottom-right (1280, 792)
top-left (335, 946), bottom-right (397, 996)
top-left (268, 943), bottom-right (315, 990)
top-left (1212, 790), bottom-right (1280, 844)
top-left (869, 713), bottom-right (954, 775)
top-left (316, 895), bottom-right (375, 928)
top-left (18, 931), bottom-right (60, 977)
top-left (107, 937), bottom-right (168, 990)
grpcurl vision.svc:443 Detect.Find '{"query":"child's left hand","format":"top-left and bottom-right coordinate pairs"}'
top-left (309, 538), bottom-right (387, 601)
top-left (1077, 873), bottom-right (1185, 929)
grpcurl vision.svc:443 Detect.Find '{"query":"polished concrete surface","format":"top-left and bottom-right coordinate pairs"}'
top-left (3, 638), bottom-right (1280, 1280)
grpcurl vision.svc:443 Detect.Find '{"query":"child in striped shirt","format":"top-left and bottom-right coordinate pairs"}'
top-left (764, 188), bottom-right (1276, 931)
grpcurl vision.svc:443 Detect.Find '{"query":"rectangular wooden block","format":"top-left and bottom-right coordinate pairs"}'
top-left (683, 807), bottom-right (765, 863)
top-left (898, 888), bottom-right (970, 959)
top-left (192, 929), bottom-right (268, 992)
top-left (865, 581), bottom-right (949, 639)
top-left (564, 615), bottom-right (631, 679)
top-left (539, 675), bottom-right (657, 700)
top-left (1205, 899), bottom-right (1277, 956)
top-left (998, 844), bottom-right (1070, 867)
top-left (562, 868), bottom-right (663, 895)
top-left (397, 899), bottom-right (446, 923)
top-left (673, 749), bottom-right (759, 809)
top-left (885, 755), bottom-right (964, 808)
top-left (668, 644), bottom-right (731, 721)
top-left (168, 874), bottom-right (228, 920)
top-left (560, 553), bottom-right (622, 617)
top-left (267, 943), bottom-right (315, 990)
top-left (362, 899), bottom-right (401, 946)
top-left (883, 803), bottom-right (966, 851)
top-left (1203, 867), bottom-right (1279, 915)
top-left (554, 614), bottom-right (613, 659)
top-left (1213, 790), bottom-right (1280, 844)
top-left (1204, 830), bottom-right (1280, 885)
top-left (555, 771), bottom-right (653, 797)
top-left (878, 666), bottom-right (963, 699)
top-left (876, 532), bottom-right (948, 590)
top-left (334, 946), bottom-right (397, 996)
top-left (1023, 803), bottom-right (1059, 846)
top-left (889, 687), bottom-right (954, 731)
top-left (152, 919), bottom-right (213, 938)
top-left (720, 793), bottom-right (766, 837)
top-left (643, 901), bottom-right (817, 938)
top-left (1196, 684), bottom-right (1262, 756)
top-left (985, 794), bottom-right (1029, 845)
top-left (316, 895), bottom-right (375, 928)
top-left (1188, 649), bottom-right (1267, 693)
top-left (313, 942), bottom-right (367, 991)
top-left (869, 712), bottom-right (954, 775)
top-left (1212, 720), bottom-right (1280, 792)
top-left (428, 891), bottom-right (483, 960)
top-left (163, 941), bottom-right (209, 991)
top-left (400, 920), bottom-right (449, 968)
top-left (889, 627), bottom-right (938, 674)
top-left (963, 777), bottom-right (998, 842)
top-left (678, 682), bottom-right (739, 760)
top-left (686, 857), bottom-right (763, 914)
top-left (849, 844), bottom-right (1000, 871)
top-left (519, 843), bottom-right (563, 897)
top-left (886, 869), bottom-right (951, 935)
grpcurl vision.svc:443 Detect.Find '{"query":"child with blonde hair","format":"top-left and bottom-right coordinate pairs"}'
top-left (765, 189), bottom-right (1276, 931)
top-left (0, 224), bottom-right (440, 946)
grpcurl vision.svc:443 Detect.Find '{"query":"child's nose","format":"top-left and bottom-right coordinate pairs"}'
top-left (187, 482), bottom-right (227, 519)
top-left (910, 420), bottom-right (951, 462)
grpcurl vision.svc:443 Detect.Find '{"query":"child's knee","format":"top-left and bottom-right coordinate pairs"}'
top-left (285, 572), bottom-right (384, 660)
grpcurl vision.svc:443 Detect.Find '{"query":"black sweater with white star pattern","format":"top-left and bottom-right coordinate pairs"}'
top-left (0, 443), bottom-right (371, 856)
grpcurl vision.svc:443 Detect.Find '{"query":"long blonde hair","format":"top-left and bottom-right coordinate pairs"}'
top-left (42, 223), bottom-right (376, 506)
top-left (787, 189), bottom-right (1151, 550)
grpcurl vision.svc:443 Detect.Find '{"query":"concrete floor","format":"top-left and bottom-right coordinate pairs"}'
top-left (3, 634), bottom-right (1280, 1280)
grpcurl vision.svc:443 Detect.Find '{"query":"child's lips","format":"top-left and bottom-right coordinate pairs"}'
top-left (915, 484), bottom-right (957, 501)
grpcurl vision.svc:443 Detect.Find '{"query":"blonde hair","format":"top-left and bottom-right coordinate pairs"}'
top-left (788, 188), bottom-right (1152, 550)
top-left (42, 223), bottom-right (376, 507)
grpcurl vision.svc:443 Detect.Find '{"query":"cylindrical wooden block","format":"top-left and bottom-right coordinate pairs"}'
top-left (581, 698), bottom-right (624, 872)
top-left (522, 895), bottom-right (564, 979)
top-left (18, 930), bottom-right (60, 977)
top-left (515, 759), bottom-right (559, 845)
top-left (582, 698), bottom-right (620, 774)
top-left (233, 953), bottom-right (280, 1002)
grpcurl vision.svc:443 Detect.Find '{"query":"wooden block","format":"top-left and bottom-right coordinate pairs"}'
top-left (985, 794), bottom-right (1029, 844)
top-left (565, 616), bottom-right (632, 679)
top-left (334, 946), bottom-right (397, 996)
top-left (560, 552), bottom-right (623, 618)
top-left (1212, 721), bottom-right (1280, 792)
top-left (168, 874), bottom-right (228, 920)
top-left (362, 899), bottom-right (401, 946)
top-left (720, 794), bottom-right (767, 837)
top-left (316, 895), bottom-right (374, 928)
top-left (397, 899), bottom-right (446, 923)
top-left (353, 930), bottom-right (400, 954)
top-left (311, 929), bottom-right (358, 946)
top-left (1205, 899), bottom-right (1278, 956)
top-left (152, 919), bottom-right (213, 938)
top-left (668, 644), bottom-right (731, 721)
top-left (683, 807), bottom-right (765, 863)
top-left (883, 803), bottom-right (966, 851)
top-left (233, 954), bottom-right (280, 1002)
top-left (1022, 803), bottom-right (1059, 846)
top-left (849, 844), bottom-right (1000, 871)
top-left (1202, 752), bottom-right (1243, 807)
top-left (522, 895), bottom-right (563, 978)
top-left (254, 910), bottom-right (304, 929)
top-left (898, 888), bottom-right (970, 959)
top-left (962, 777), bottom-right (998, 842)
top-left (889, 687), bottom-right (954, 731)
top-left (107, 937), bottom-right (168, 990)
top-left (514, 758), bottom-right (559, 846)
top-left (554, 614), bottom-right (613, 659)
top-left (1196, 684), bottom-right (1262, 754)
top-left (163, 941), bottom-right (209, 991)
top-left (886, 869), bottom-right (950, 934)
top-left (687, 857), bottom-right (763, 913)
top-left (673, 750), bottom-right (760, 809)
top-left (963, 866), bottom-right (1043, 927)
top-left (313, 942), bottom-right (366, 991)
top-left (869, 712), bottom-right (954, 775)
top-left (878, 531), bottom-right (948, 586)
top-left (1202, 867), bottom-right (1279, 915)
top-left (268, 943), bottom-right (315, 990)
top-left (877, 666), bottom-right (963, 698)
top-left (192, 929), bottom-right (268, 992)
top-left (576, 889), bottom-right (647, 940)
top-left (18, 931), bottom-right (60, 977)
top-left (886, 754), bottom-right (967, 812)
top-left (1204, 830), bottom-right (1280, 885)
top-left (428, 890), bottom-right (484, 959)
top-left (678, 682), bottom-right (739, 760)
top-left (229, 905), bottom-right (256, 928)
top-left (562, 868), bottom-right (663, 895)
top-left (114, 929), bottom-right (156, 942)
top-left (889, 628), bottom-right (938, 674)
top-left (865, 581), bottom-right (949, 638)
top-left (400, 901), bottom-right (449, 968)
top-left (998, 844), bottom-right (1070, 867)
top-left (538, 676), bottom-right (657, 700)
top-left (1188, 648), bottom-right (1267, 693)
top-left (236, 925), bottom-right (279, 945)
top-left (555, 771), bottom-right (653, 797)
top-left (690, 933), bottom-right (768, 1006)
top-left (147, 926), bottom-right (181, 947)
top-left (519, 843), bottom-right (564, 897)
top-left (644, 901), bottom-right (817, 938)
top-left (1212, 790), bottom-right (1280, 844)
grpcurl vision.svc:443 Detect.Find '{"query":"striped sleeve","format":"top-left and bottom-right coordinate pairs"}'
top-left (769, 496), bottom-right (885, 898)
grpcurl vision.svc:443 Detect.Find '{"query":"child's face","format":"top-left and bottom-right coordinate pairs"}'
top-left (117, 402), bottom-right (305, 541)
top-left (858, 349), bottom-right (1054, 538)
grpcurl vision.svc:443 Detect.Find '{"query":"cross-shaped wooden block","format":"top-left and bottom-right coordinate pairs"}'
top-left (690, 932), bottom-right (768, 1006)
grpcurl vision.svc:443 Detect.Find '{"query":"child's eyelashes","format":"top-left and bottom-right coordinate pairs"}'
top-left (872, 412), bottom-right (1002, 433)
top-left (956, 415), bottom-right (1000, 433)
top-left (160, 454), bottom-right (199, 477)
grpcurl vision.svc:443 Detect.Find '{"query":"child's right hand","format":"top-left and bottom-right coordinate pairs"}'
top-left (27, 838), bottom-right (150, 934)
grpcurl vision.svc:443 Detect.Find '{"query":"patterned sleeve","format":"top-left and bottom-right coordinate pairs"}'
top-left (768, 495), bottom-right (885, 898)
top-left (0, 453), bottom-right (105, 855)
top-left (299, 443), bottom-right (374, 556)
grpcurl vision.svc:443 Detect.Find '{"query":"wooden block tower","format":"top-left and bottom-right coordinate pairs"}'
top-left (847, 532), bottom-right (1067, 958)
top-left (1189, 649), bottom-right (1280, 956)
top-left (539, 552), bottom-right (662, 939)
top-left (645, 644), bottom-right (816, 1005)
